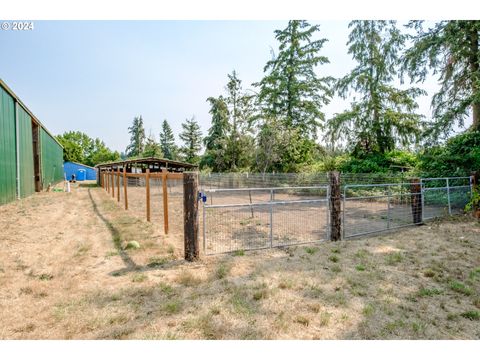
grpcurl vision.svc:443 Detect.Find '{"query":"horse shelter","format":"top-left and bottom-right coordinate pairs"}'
top-left (96, 157), bottom-right (197, 235)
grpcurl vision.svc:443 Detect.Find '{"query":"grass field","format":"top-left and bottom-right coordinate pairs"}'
top-left (0, 183), bottom-right (479, 339)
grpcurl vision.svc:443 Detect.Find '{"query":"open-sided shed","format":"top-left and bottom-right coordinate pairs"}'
top-left (96, 157), bottom-right (197, 235)
top-left (0, 79), bottom-right (64, 205)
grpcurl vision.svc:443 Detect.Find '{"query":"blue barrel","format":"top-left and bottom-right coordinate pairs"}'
top-left (76, 169), bottom-right (86, 181)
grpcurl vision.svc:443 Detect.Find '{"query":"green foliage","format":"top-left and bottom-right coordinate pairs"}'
top-left (339, 149), bottom-right (419, 173)
top-left (460, 310), bottom-right (480, 320)
top-left (465, 187), bottom-right (480, 213)
top-left (449, 280), bottom-right (473, 296)
top-left (142, 132), bottom-right (163, 158)
top-left (159, 120), bottom-right (178, 160)
top-left (125, 116), bottom-right (146, 157)
top-left (403, 21), bottom-right (480, 138)
top-left (418, 131), bottom-right (480, 177)
top-left (179, 116), bottom-right (202, 164)
top-left (202, 72), bottom-right (255, 172)
top-left (254, 20), bottom-right (333, 138)
top-left (254, 119), bottom-right (319, 173)
top-left (56, 131), bottom-right (120, 166)
top-left (417, 287), bottom-right (443, 297)
top-left (328, 21), bottom-right (424, 154)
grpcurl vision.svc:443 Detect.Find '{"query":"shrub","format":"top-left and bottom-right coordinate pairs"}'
top-left (418, 131), bottom-right (480, 177)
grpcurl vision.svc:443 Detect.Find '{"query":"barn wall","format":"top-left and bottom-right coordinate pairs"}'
top-left (17, 104), bottom-right (35, 198)
top-left (0, 86), bottom-right (17, 205)
top-left (41, 128), bottom-right (64, 186)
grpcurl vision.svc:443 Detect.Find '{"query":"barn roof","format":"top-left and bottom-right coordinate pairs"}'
top-left (95, 157), bottom-right (197, 173)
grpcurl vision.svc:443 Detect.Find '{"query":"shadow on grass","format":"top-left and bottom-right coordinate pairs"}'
top-left (87, 188), bottom-right (183, 277)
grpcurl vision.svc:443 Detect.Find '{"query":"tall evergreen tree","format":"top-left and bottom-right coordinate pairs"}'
top-left (179, 116), bottom-right (202, 164)
top-left (328, 21), bottom-right (425, 154)
top-left (202, 72), bottom-right (255, 172)
top-left (142, 131), bottom-right (162, 158)
top-left (225, 70), bottom-right (255, 170)
top-left (202, 96), bottom-right (230, 171)
top-left (125, 115), bottom-right (146, 157)
top-left (159, 120), bottom-right (178, 160)
top-left (403, 20), bottom-right (480, 138)
top-left (254, 20), bottom-right (333, 138)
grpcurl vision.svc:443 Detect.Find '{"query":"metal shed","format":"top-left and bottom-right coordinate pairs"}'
top-left (0, 79), bottom-right (64, 205)
top-left (64, 161), bottom-right (97, 181)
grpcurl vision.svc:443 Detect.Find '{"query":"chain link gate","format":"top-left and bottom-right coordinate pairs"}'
top-left (200, 186), bottom-right (329, 255)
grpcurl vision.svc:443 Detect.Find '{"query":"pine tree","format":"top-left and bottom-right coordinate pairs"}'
top-left (125, 115), bottom-right (146, 157)
top-left (225, 70), bottom-right (255, 170)
top-left (202, 72), bottom-right (255, 172)
top-left (203, 96), bottom-right (230, 171)
top-left (142, 131), bottom-right (162, 158)
top-left (159, 120), bottom-right (178, 160)
top-left (254, 20), bottom-right (333, 139)
top-left (403, 20), bottom-right (480, 138)
top-left (179, 116), bottom-right (202, 164)
top-left (328, 21), bottom-right (425, 154)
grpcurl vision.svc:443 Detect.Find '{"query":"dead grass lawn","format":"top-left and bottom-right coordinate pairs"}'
top-left (0, 184), bottom-right (479, 339)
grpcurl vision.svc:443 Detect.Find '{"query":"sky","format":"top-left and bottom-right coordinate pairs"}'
top-left (0, 20), bottom-right (465, 153)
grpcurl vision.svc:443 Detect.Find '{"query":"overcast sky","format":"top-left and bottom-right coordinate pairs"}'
top-left (0, 20), bottom-right (468, 152)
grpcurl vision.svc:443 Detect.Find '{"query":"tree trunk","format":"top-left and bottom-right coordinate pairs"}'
top-left (469, 24), bottom-right (480, 130)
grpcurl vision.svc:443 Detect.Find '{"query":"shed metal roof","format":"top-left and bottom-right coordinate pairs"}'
top-left (95, 157), bottom-right (197, 172)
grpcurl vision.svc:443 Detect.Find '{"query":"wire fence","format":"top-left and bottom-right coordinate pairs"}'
top-left (201, 186), bottom-right (329, 254)
top-left (99, 171), bottom-right (474, 256)
top-left (199, 173), bottom-right (473, 254)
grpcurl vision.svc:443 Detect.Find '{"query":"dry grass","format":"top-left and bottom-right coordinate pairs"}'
top-left (0, 184), bottom-right (479, 339)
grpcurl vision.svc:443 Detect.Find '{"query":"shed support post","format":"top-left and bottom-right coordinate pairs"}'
top-left (116, 169), bottom-right (120, 202)
top-left (184, 172), bottom-right (199, 261)
top-left (111, 172), bottom-right (115, 198)
top-left (410, 178), bottom-right (422, 224)
top-left (123, 168), bottom-right (128, 210)
top-left (162, 169), bottom-right (169, 235)
top-left (146, 169), bottom-right (151, 222)
top-left (329, 171), bottom-right (341, 241)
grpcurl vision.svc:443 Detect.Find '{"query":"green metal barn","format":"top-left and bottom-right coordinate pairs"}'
top-left (0, 79), bottom-right (64, 205)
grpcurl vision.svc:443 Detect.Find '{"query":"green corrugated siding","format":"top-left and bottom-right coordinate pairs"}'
top-left (41, 128), bottom-right (64, 186)
top-left (0, 86), bottom-right (16, 205)
top-left (17, 105), bottom-right (35, 198)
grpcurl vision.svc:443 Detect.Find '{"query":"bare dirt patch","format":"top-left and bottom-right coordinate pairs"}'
top-left (0, 184), bottom-right (479, 339)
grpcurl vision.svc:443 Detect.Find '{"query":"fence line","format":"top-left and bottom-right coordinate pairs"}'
top-left (98, 171), bottom-right (475, 256)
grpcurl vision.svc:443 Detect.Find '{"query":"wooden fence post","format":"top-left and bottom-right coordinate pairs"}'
top-left (146, 169), bottom-right (151, 222)
top-left (329, 171), bottom-right (341, 241)
top-left (184, 172), bottom-right (199, 261)
top-left (106, 172), bottom-right (109, 193)
top-left (162, 169), bottom-right (169, 235)
top-left (116, 169), bottom-right (120, 202)
top-left (410, 178), bottom-right (422, 224)
top-left (471, 171), bottom-right (479, 188)
top-left (111, 172), bottom-right (115, 198)
top-left (123, 168), bottom-right (128, 210)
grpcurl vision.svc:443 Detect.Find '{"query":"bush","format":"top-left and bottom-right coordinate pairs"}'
top-left (339, 150), bottom-right (419, 173)
top-left (418, 131), bottom-right (480, 177)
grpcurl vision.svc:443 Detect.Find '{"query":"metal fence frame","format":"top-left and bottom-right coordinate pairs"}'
top-left (201, 185), bottom-right (330, 255)
top-left (342, 176), bottom-right (473, 239)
